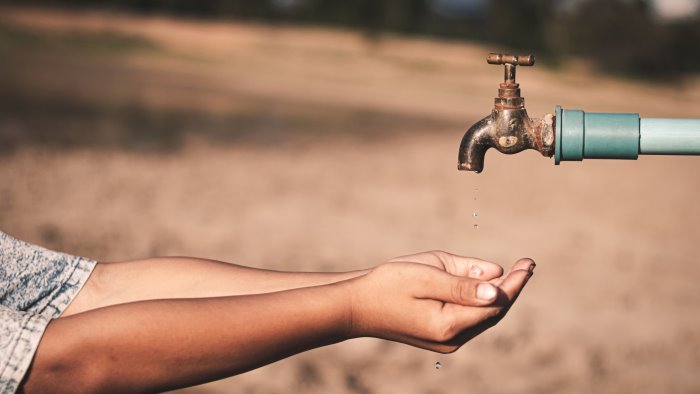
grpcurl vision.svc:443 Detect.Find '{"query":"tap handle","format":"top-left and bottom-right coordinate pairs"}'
top-left (486, 53), bottom-right (535, 66)
top-left (486, 53), bottom-right (535, 85)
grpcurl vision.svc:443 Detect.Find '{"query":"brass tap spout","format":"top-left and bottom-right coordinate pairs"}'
top-left (457, 53), bottom-right (555, 173)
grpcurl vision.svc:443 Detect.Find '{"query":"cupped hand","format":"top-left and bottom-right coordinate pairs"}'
top-left (388, 250), bottom-right (505, 281)
top-left (347, 252), bottom-right (534, 353)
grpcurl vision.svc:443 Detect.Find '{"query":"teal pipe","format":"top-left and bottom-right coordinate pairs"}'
top-left (554, 106), bottom-right (700, 164)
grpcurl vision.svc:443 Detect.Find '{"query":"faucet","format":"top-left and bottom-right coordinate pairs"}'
top-left (458, 53), bottom-right (700, 173)
top-left (458, 53), bottom-right (554, 173)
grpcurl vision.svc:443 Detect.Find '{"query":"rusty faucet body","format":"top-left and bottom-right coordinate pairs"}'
top-left (458, 53), bottom-right (554, 173)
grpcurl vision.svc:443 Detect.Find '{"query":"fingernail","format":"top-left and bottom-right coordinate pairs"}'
top-left (470, 264), bottom-right (483, 277)
top-left (476, 283), bottom-right (497, 300)
top-left (528, 262), bottom-right (536, 272)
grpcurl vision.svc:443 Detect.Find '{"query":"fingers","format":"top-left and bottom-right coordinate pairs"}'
top-left (389, 251), bottom-right (504, 281)
top-left (509, 258), bottom-right (536, 276)
top-left (369, 258), bottom-right (536, 351)
top-left (497, 258), bottom-right (535, 306)
top-left (442, 259), bottom-right (535, 338)
top-left (415, 267), bottom-right (499, 307)
top-left (498, 268), bottom-right (532, 303)
top-left (448, 255), bottom-right (504, 281)
top-left (491, 257), bottom-right (535, 286)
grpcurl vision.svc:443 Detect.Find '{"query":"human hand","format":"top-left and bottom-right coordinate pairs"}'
top-left (388, 250), bottom-right (506, 280)
top-left (347, 252), bottom-right (534, 353)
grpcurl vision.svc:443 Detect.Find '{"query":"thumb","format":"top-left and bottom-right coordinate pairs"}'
top-left (416, 269), bottom-right (498, 306)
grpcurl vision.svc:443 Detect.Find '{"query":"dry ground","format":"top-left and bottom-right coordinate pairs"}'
top-left (1, 7), bottom-right (700, 394)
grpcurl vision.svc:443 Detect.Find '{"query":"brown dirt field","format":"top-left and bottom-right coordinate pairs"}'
top-left (1, 7), bottom-right (700, 394)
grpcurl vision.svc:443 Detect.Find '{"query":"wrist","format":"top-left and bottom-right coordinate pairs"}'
top-left (332, 269), bottom-right (371, 283)
top-left (328, 277), bottom-right (361, 340)
top-left (339, 272), bottom-right (381, 340)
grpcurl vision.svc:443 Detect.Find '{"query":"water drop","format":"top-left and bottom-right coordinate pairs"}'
top-left (473, 224), bottom-right (479, 230)
top-left (472, 212), bottom-right (478, 218)
top-left (434, 361), bottom-right (441, 370)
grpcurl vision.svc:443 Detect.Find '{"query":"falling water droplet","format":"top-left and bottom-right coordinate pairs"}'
top-left (434, 361), bottom-right (441, 370)
top-left (473, 224), bottom-right (479, 230)
top-left (472, 212), bottom-right (478, 218)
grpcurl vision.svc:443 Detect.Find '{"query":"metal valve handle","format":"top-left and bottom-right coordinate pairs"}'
top-left (486, 53), bottom-right (535, 86)
top-left (486, 53), bottom-right (535, 66)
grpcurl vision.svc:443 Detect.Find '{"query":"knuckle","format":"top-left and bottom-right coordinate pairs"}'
top-left (430, 315), bottom-right (458, 343)
top-left (452, 280), bottom-right (472, 304)
top-left (441, 323), bottom-right (458, 342)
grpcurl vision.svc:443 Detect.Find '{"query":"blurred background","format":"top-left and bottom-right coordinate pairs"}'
top-left (1, 1), bottom-right (700, 393)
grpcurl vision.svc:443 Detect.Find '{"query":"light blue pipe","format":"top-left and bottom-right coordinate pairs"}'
top-left (640, 119), bottom-right (700, 155)
top-left (554, 105), bottom-right (700, 164)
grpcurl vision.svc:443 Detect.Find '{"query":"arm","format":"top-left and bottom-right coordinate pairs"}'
top-left (23, 253), bottom-right (534, 393)
top-left (63, 250), bottom-right (508, 317)
top-left (64, 257), bottom-right (369, 316)
top-left (26, 282), bottom-right (352, 393)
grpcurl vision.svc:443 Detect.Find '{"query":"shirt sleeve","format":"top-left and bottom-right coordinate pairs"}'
top-left (0, 306), bottom-right (50, 394)
top-left (0, 231), bottom-right (97, 393)
top-left (0, 231), bottom-right (96, 318)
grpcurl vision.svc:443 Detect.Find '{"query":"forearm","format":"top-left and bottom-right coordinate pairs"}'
top-left (65, 257), bottom-right (369, 316)
top-left (25, 281), bottom-right (353, 393)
